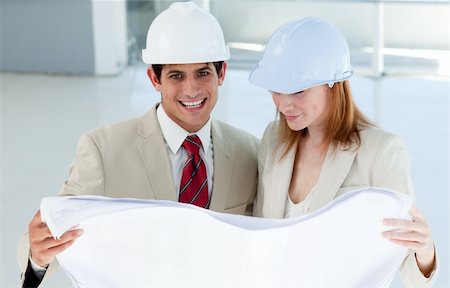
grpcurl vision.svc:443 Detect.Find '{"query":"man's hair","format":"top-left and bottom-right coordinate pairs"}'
top-left (151, 61), bottom-right (224, 82)
top-left (275, 80), bottom-right (374, 160)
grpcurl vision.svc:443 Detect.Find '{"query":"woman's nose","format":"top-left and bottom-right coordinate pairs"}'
top-left (278, 95), bottom-right (295, 112)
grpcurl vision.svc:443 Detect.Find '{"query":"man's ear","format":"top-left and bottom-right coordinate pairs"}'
top-left (217, 62), bottom-right (227, 86)
top-left (147, 67), bottom-right (161, 91)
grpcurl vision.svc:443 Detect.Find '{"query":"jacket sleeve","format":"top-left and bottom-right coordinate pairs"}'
top-left (59, 133), bottom-right (105, 197)
top-left (371, 133), bottom-right (439, 288)
top-left (17, 233), bottom-right (61, 287)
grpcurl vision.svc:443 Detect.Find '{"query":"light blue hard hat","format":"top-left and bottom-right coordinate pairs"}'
top-left (249, 17), bottom-right (353, 94)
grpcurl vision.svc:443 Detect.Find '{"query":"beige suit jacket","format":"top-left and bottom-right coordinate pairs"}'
top-left (18, 103), bottom-right (259, 286)
top-left (254, 122), bottom-right (438, 288)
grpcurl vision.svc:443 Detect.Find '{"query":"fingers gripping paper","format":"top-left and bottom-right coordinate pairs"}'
top-left (40, 188), bottom-right (412, 287)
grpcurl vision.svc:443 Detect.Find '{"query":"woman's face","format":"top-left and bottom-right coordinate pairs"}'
top-left (271, 84), bottom-right (331, 131)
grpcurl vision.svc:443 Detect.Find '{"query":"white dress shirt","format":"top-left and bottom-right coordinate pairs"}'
top-left (156, 105), bottom-right (214, 197)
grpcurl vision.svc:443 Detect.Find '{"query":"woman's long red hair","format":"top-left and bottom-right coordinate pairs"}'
top-left (276, 80), bottom-right (374, 159)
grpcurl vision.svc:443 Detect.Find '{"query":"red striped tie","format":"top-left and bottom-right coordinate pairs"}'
top-left (179, 135), bottom-right (209, 208)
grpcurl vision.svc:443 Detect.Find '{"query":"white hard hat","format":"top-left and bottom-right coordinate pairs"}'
top-left (249, 17), bottom-right (353, 94)
top-left (142, 2), bottom-right (230, 65)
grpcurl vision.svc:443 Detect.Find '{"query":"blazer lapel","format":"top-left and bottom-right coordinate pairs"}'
top-left (308, 145), bottom-right (358, 212)
top-left (209, 121), bottom-right (232, 212)
top-left (262, 146), bottom-right (296, 218)
top-left (136, 104), bottom-right (177, 201)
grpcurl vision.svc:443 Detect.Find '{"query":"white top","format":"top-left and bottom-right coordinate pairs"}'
top-left (284, 186), bottom-right (315, 218)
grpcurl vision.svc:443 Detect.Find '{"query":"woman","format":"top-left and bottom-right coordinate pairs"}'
top-left (249, 17), bottom-right (437, 287)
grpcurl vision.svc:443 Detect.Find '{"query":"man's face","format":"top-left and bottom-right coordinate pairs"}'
top-left (148, 63), bottom-right (226, 133)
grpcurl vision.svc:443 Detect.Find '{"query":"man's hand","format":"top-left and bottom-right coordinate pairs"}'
top-left (28, 210), bottom-right (83, 267)
top-left (382, 205), bottom-right (436, 277)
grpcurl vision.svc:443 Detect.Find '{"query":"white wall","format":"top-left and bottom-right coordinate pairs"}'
top-left (92, 0), bottom-right (128, 75)
top-left (0, 0), bottom-right (128, 75)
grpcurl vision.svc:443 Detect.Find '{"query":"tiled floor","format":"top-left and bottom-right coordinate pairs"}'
top-left (1, 64), bottom-right (448, 287)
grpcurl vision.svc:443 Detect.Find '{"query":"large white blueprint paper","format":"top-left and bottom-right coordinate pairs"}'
top-left (40, 188), bottom-right (412, 288)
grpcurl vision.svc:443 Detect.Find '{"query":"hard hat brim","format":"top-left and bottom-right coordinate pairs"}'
top-left (249, 65), bottom-right (353, 94)
top-left (142, 48), bottom-right (230, 65)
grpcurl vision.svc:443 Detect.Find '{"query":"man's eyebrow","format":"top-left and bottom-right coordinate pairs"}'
top-left (165, 64), bottom-right (212, 75)
top-left (165, 69), bottom-right (184, 74)
top-left (195, 65), bottom-right (213, 72)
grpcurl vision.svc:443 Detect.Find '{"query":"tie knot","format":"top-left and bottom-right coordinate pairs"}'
top-left (182, 135), bottom-right (202, 155)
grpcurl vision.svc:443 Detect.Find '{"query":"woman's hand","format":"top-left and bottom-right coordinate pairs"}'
top-left (382, 205), bottom-right (436, 277)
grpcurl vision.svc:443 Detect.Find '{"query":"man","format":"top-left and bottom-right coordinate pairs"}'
top-left (17, 2), bottom-right (258, 287)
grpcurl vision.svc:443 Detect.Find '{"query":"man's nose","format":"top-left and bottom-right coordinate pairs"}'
top-left (182, 77), bottom-right (201, 97)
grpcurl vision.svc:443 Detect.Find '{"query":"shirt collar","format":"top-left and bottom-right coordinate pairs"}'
top-left (156, 104), bottom-right (211, 155)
